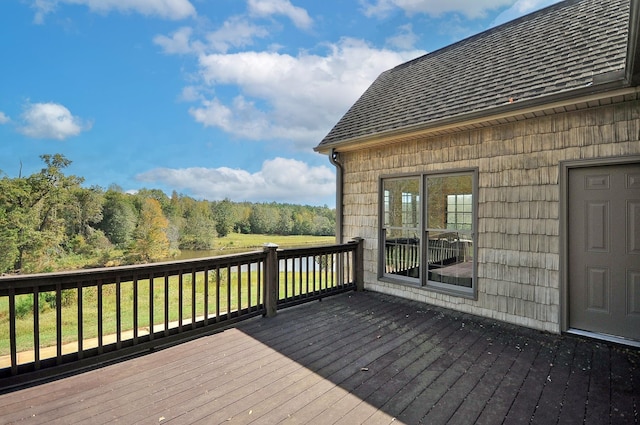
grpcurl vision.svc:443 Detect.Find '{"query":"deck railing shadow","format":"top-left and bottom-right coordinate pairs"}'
top-left (0, 239), bottom-right (363, 391)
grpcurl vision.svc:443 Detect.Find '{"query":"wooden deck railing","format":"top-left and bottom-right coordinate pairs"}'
top-left (0, 239), bottom-right (363, 390)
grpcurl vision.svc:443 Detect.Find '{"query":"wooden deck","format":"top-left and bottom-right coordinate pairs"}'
top-left (0, 291), bottom-right (638, 424)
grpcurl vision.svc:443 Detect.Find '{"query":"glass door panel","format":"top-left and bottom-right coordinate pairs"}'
top-left (425, 175), bottom-right (474, 289)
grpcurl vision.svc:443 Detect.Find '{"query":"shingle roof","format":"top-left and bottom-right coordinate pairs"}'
top-left (317, 0), bottom-right (631, 150)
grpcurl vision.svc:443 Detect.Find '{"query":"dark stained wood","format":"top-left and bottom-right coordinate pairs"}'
top-left (0, 292), bottom-right (638, 425)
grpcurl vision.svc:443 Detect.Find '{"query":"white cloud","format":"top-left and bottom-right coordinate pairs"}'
top-left (18, 102), bottom-right (91, 140)
top-left (490, 0), bottom-right (562, 27)
top-left (136, 157), bottom-right (335, 204)
top-left (179, 85), bottom-right (204, 102)
top-left (0, 112), bottom-right (9, 124)
top-left (360, 0), bottom-right (514, 19)
top-left (154, 27), bottom-right (200, 55)
top-left (32, 0), bottom-right (196, 24)
top-left (189, 38), bottom-right (424, 148)
top-left (386, 24), bottom-right (419, 50)
top-left (206, 16), bottom-right (270, 53)
top-left (155, 18), bottom-right (269, 55)
top-left (248, 0), bottom-right (313, 30)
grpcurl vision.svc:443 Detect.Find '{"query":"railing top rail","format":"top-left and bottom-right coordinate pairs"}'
top-left (0, 250), bottom-right (267, 288)
top-left (0, 242), bottom-right (357, 285)
top-left (277, 242), bottom-right (357, 258)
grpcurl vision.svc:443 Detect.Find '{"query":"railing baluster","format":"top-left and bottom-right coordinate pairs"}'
top-left (204, 268), bottom-right (209, 325)
top-left (215, 266), bottom-right (221, 322)
top-left (298, 256), bottom-right (303, 298)
top-left (133, 275), bottom-right (138, 344)
top-left (347, 252), bottom-right (352, 288)
top-left (9, 288), bottom-right (17, 375)
top-left (306, 256), bottom-right (310, 295)
top-left (56, 284), bottom-right (62, 365)
top-left (330, 253), bottom-right (335, 289)
top-left (312, 255), bottom-right (317, 293)
top-left (98, 279), bottom-right (103, 354)
top-left (191, 268), bottom-right (196, 329)
top-left (164, 272), bottom-right (169, 336)
top-left (116, 276), bottom-right (121, 349)
top-left (33, 286), bottom-right (40, 370)
top-left (236, 263), bottom-right (241, 316)
top-left (247, 264), bottom-right (252, 314)
top-left (257, 260), bottom-right (262, 310)
top-left (178, 272), bottom-right (183, 332)
top-left (324, 254), bottom-right (328, 293)
top-left (149, 274), bottom-right (154, 340)
top-left (284, 257), bottom-right (288, 300)
top-left (226, 265), bottom-right (231, 318)
top-left (77, 282), bottom-right (83, 359)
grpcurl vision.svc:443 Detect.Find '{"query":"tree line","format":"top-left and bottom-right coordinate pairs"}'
top-left (0, 154), bottom-right (335, 274)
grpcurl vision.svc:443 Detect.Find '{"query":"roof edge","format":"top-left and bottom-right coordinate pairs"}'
top-left (315, 82), bottom-right (638, 154)
top-left (627, 0), bottom-right (640, 84)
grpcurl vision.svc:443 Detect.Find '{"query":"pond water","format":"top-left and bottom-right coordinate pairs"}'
top-left (167, 248), bottom-right (337, 272)
top-left (171, 248), bottom-right (259, 261)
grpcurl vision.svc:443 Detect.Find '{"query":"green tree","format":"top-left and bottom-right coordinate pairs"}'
top-left (179, 200), bottom-right (216, 249)
top-left (64, 186), bottom-right (104, 239)
top-left (249, 204), bottom-right (278, 234)
top-left (275, 207), bottom-right (293, 235)
top-left (135, 188), bottom-right (170, 214)
top-left (0, 185), bottom-right (19, 272)
top-left (99, 190), bottom-right (138, 247)
top-left (292, 210), bottom-right (314, 235)
top-left (130, 198), bottom-right (170, 262)
top-left (234, 203), bottom-right (252, 234)
top-left (313, 216), bottom-right (334, 236)
top-left (0, 154), bottom-right (82, 272)
top-left (212, 198), bottom-right (236, 237)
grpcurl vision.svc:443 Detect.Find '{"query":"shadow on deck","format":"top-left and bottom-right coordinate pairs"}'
top-left (0, 291), bottom-right (638, 424)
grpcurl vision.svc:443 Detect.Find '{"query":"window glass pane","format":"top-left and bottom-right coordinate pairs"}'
top-left (383, 228), bottom-right (420, 278)
top-left (382, 177), bottom-right (420, 279)
top-left (426, 175), bottom-right (473, 289)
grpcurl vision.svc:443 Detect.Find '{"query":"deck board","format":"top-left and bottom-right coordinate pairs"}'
top-left (1, 291), bottom-right (638, 425)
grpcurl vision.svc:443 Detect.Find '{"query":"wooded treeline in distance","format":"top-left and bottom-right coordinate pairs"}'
top-left (0, 154), bottom-right (336, 274)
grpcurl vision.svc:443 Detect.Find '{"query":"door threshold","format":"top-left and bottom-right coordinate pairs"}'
top-left (567, 329), bottom-right (640, 348)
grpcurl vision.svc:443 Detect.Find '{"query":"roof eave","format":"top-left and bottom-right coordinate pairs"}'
top-left (626, 0), bottom-right (640, 85)
top-left (315, 80), bottom-right (636, 155)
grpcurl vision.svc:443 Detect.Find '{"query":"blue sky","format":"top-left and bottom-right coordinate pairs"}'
top-left (0, 0), bottom-right (560, 207)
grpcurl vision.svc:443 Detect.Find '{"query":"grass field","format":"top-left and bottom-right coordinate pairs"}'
top-left (213, 233), bottom-right (336, 250)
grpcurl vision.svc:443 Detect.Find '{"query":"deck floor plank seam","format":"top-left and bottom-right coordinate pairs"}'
top-left (121, 296), bottom-right (413, 424)
top-left (308, 313), bottom-right (462, 425)
top-left (0, 292), bottom-right (638, 425)
top-left (161, 298), bottom-right (434, 424)
top-left (277, 309), bottom-right (449, 425)
top-left (397, 323), bottom-right (494, 424)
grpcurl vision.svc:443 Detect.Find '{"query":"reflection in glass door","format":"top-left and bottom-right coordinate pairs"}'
top-left (425, 174), bottom-right (474, 289)
top-left (382, 177), bottom-right (421, 280)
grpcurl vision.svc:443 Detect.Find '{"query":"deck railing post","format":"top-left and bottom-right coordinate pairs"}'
top-left (263, 243), bottom-right (279, 317)
top-left (350, 237), bottom-right (364, 292)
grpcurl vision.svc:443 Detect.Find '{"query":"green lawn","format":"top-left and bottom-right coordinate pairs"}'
top-left (214, 233), bottom-right (335, 249)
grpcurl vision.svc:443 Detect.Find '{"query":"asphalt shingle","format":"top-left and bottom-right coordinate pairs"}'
top-left (318, 0), bottom-right (630, 148)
